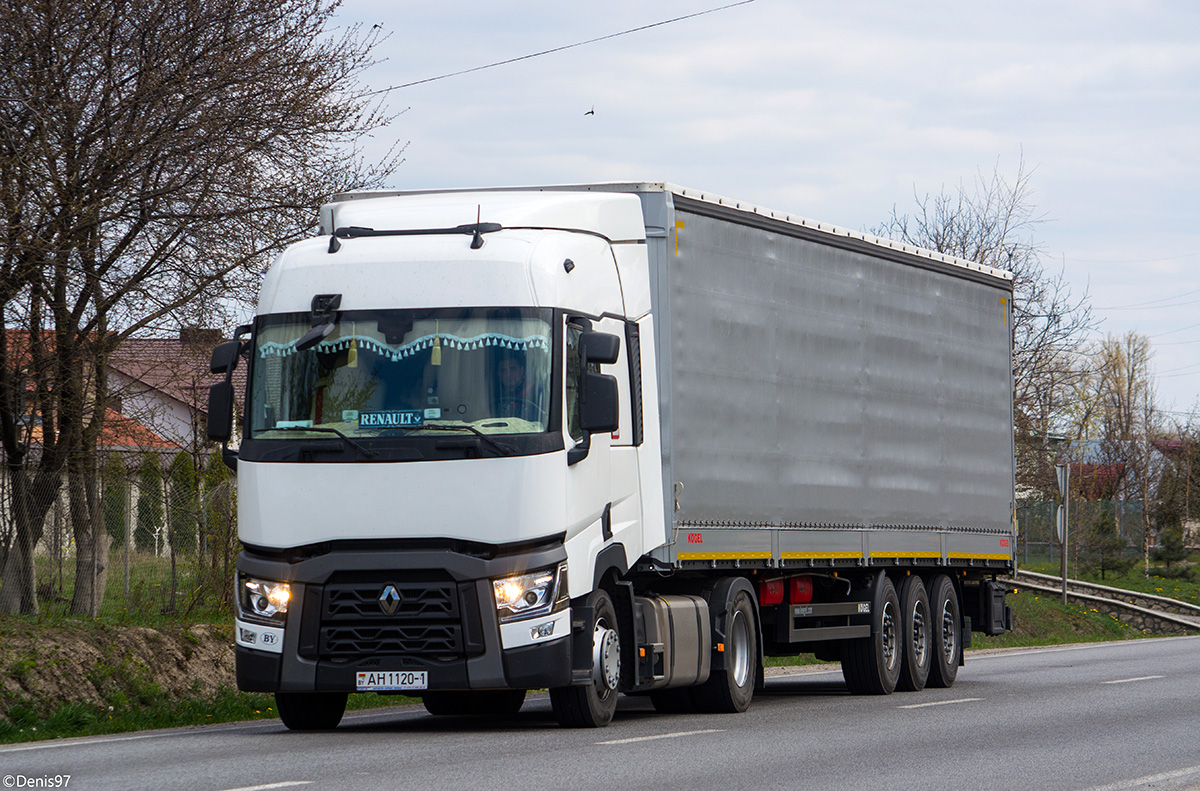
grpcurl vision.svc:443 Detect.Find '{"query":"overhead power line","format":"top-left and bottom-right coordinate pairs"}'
top-left (365, 1), bottom-right (757, 97)
top-left (1062, 251), bottom-right (1200, 265)
top-left (1097, 288), bottom-right (1200, 311)
top-left (1150, 321), bottom-right (1200, 339)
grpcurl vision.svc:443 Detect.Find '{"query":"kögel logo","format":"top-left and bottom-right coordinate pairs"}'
top-left (379, 584), bottom-right (402, 615)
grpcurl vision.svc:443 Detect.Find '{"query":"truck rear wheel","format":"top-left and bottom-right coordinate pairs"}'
top-left (927, 574), bottom-right (961, 688)
top-left (275, 691), bottom-right (348, 731)
top-left (897, 575), bottom-right (931, 692)
top-left (841, 573), bottom-right (901, 695)
top-left (550, 589), bottom-right (621, 727)
top-left (422, 690), bottom-right (526, 717)
top-left (692, 579), bottom-right (758, 713)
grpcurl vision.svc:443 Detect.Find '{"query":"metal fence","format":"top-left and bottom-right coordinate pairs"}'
top-left (1016, 498), bottom-right (1146, 574)
top-left (0, 450), bottom-right (237, 619)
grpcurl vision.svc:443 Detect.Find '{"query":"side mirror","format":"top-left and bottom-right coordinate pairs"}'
top-left (210, 341), bottom-right (240, 375)
top-left (580, 372), bottom-right (619, 433)
top-left (580, 332), bottom-right (620, 365)
top-left (207, 381), bottom-right (234, 442)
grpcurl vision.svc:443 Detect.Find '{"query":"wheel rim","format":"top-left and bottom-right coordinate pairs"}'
top-left (940, 599), bottom-right (957, 664)
top-left (881, 600), bottom-right (898, 671)
top-left (592, 618), bottom-right (620, 695)
top-left (728, 608), bottom-right (752, 688)
top-left (911, 600), bottom-right (929, 668)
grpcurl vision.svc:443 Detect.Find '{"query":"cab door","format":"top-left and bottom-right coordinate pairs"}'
top-left (563, 317), bottom-right (612, 546)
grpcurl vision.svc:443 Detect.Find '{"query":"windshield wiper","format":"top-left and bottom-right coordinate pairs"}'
top-left (414, 423), bottom-right (517, 456)
top-left (264, 426), bottom-right (377, 459)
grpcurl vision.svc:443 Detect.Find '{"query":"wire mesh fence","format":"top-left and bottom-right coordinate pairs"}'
top-left (0, 450), bottom-right (237, 621)
top-left (1017, 498), bottom-right (1146, 576)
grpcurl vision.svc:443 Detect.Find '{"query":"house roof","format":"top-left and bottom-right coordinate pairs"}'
top-left (4, 329), bottom-right (241, 454)
top-left (100, 409), bottom-right (180, 451)
top-left (1070, 462), bottom-right (1127, 500)
top-left (107, 334), bottom-right (247, 414)
top-left (18, 409), bottom-right (179, 451)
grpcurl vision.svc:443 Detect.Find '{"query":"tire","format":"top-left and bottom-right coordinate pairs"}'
top-left (841, 573), bottom-right (902, 695)
top-left (275, 692), bottom-right (348, 731)
top-left (896, 575), bottom-right (931, 692)
top-left (927, 574), bottom-right (961, 688)
top-left (691, 580), bottom-right (758, 714)
top-left (422, 690), bottom-right (526, 717)
top-left (550, 589), bottom-right (621, 728)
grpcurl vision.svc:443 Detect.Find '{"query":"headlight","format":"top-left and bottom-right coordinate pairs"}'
top-left (492, 562), bottom-right (568, 623)
top-left (238, 574), bottom-right (291, 624)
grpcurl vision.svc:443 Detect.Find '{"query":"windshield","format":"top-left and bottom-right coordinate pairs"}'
top-left (249, 308), bottom-right (553, 441)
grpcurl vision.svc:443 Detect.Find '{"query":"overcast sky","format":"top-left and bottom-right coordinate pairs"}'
top-left (333, 0), bottom-right (1200, 414)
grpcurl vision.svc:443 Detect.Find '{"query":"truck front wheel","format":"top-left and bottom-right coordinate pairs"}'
top-left (550, 589), bottom-right (621, 727)
top-left (275, 691), bottom-right (348, 731)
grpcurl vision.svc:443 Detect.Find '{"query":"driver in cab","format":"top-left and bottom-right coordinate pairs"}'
top-left (493, 353), bottom-right (541, 422)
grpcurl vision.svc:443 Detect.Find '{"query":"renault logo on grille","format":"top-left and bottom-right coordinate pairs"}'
top-left (379, 584), bottom-right (402, 615)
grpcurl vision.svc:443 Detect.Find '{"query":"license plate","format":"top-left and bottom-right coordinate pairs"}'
top-left (356, 670), bottom-right (428, 691)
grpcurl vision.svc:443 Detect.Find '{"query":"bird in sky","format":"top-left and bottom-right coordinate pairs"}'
top-left (584, 106), bottom-right (595, 116)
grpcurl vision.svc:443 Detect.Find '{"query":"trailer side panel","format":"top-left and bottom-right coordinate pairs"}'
top-left (661, 197), bottom-right (1013, 535)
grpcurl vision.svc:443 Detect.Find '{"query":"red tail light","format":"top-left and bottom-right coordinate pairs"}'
top-left (759, 578), bottom-right (785, 606)
top-left (789, 576), bottom-right (813, 604)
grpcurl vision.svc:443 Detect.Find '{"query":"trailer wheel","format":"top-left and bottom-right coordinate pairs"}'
top-left (275, 692), bottom-right (348, 731)
top-left (692, 580), bottom-right (758, 713)
top-left (927, 574), bottom-right (960, 688)
top-left (841, 573), bottom-right (901, 695)
top-left (550, 589), bottom-right (621, 727)
top-left (422, 690), bottom-right (526, 717)
top-left (896, 575), bottom-right (931, 692)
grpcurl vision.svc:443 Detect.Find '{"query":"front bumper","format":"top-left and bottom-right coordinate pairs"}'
top-left (234, 541), bottom-right (572, 694)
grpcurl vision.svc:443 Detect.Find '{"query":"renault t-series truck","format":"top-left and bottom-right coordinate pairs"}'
top-left (208, 183), bottom-right (1016, 730)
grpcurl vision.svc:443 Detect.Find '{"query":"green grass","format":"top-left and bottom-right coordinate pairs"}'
top-left (1019, 561), bottom-right (1200, 606)
top-left (32, 550), bottom-right (232, 626)
top-left (968, 587), bottom-right (1138, 649)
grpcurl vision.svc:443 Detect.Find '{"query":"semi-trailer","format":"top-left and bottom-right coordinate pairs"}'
top-left (208, 182), bottom-right (1016, 729)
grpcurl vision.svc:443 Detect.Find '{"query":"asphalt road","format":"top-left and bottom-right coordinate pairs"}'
top-left (3, 636), bottom-right (1198, 791)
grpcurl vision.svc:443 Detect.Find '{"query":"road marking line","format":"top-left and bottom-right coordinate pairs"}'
top-left (1084, 765), bottom-right (1200, 791)
top-left (897, 697), bottom-right (983, 710)
top-left (0, 731), bottom-right (189, 753)
top-left (221, 784), bottom-right (312, 791)
top-left (1101, 675), bottom-right (1164, 685)
top-left (598, 728), bottom-right (723, 745)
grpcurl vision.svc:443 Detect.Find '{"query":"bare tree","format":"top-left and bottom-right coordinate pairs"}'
top-left (1087, 332), bottom-right (1161, 575)
top-left (872, 156), bottom-right (1097, 497)
top-left (0, 0), bottom-right (404, 614)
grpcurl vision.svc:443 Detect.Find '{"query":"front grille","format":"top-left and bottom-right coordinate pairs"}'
top-left (318, 578), bottom-right (469, 659)
top-left (321, 623), bottom-right (461, 655)
top-left (326, 583), bottom-right (456, 619)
